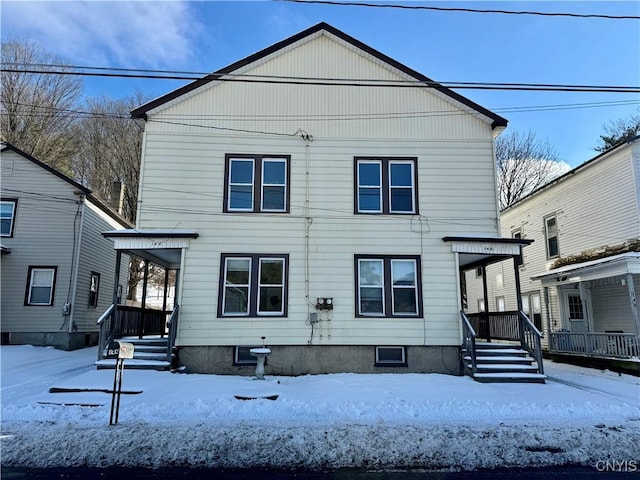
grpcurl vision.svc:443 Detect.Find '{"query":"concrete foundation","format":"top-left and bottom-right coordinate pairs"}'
top-left (3, 332), bottom-right (99, 351)
top-left (178, 345), bottom-right (462, 376)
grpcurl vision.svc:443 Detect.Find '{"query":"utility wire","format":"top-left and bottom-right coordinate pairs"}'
top-left (281, 0), bottom-right (640, 20)
top-left (3, 65), bottom-right (639, 92)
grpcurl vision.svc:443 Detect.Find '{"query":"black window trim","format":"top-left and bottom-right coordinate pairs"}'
top-left (374, 345), bottom-right (408, 367)
top-left (24, 265), bottom-right (58, 306)
top-left (88, 271), bottom-right (100, 308)
top-left (353, 157), bottom-right (418, 215)
top-left (223, 154), bottom-right (291, 213)
top-left (218, 253), bottom-right (289, 318)
top-left (1, 198), bottom-right (18, 237)
top-left (354, 254), bottom-right (423, 318)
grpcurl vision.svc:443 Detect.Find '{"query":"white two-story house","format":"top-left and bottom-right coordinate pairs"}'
top-left (101, 23), bottom-right (543, 380)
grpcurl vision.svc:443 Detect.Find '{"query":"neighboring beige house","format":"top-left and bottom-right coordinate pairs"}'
top-left (466, 135), bottom-right (640, 361)
top-left (101, 23), bottom-right (543, 381)
top-left (1, 143), bottom-right (131, 350)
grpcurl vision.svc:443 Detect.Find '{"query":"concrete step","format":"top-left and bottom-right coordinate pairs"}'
top-left (472, 372), bottom-right (546, 384)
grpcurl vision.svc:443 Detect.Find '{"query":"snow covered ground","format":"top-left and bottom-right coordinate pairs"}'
top-left (1, 344), bottom-right (639, 471)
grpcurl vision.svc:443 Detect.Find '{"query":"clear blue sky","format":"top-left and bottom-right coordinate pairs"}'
top-left (2, 1), bottom-right (639, 167)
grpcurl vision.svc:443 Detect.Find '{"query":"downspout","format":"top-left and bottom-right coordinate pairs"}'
top-left (626, 273), bottom-right (640, 339)
top-left (68, 196), bottom-right (86, 335)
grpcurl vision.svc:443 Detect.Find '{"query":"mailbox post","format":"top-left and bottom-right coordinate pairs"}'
top-left (107, 340), bottom-right (134, 425)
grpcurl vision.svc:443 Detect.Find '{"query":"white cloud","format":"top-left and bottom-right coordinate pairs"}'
top-left (1, 1), bottom-right (203, 69)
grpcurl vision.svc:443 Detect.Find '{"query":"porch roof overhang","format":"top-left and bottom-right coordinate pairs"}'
top-left (531, 252), bottom-right (640, 286)
top-left (102, 229), bottom-right (199, 269)
top-left (1, 244), bottom-right (11, 255)
top-left (443, 236), bottom-right (533, 270)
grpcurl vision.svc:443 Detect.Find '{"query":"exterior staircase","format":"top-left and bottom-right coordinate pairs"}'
top-left (464, 342), bottom-right (546, 384)
top-left (95, 337), bottom-right (173, 371)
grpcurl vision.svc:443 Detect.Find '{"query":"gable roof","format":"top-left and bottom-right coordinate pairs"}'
top-left (1, 142), bottom-right (132, 228)
top-left (131, 22), bottom-right (507, 130)
top-left (502, 134), bottom-right (640, 212)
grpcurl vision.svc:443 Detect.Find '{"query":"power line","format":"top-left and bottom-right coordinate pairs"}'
top-left (3, 65), bottom-right (639, 93)
top-left (281, 0), bottom-right (640, 20)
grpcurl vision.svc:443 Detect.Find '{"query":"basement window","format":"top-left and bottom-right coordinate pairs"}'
top-left (234, 346), bottom-right (258, 366)
top-left (375, 346), bottom-right (407, 367)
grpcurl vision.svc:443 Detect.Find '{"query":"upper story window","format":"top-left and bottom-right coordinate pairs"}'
top-left (218, 253), bottom-right (288, 317)
top-left (25, 266), bottom-right (57, 306)
top-left (355, 158), bottom-right (417, 214)
top-left (355, 255), bottom-right (422, 318)
top-left (544, 215), bottom-right (559, 258)
top-left (1, 199), bottom-right (17, 237)
top-left (224, 154), bottom-right (290, 213)
top-left (512, 228), bottom-right (522, 240)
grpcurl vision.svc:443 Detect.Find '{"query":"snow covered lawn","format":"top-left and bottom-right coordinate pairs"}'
top-left (1, 345), bottom-right (639, 471)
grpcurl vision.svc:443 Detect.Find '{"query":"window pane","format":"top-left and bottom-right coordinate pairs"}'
top-left (259, 287), bottom-right (283, 312)
top-left (377, 347), bottom-right (404, 363)
top-left (393, 288), bottom-right (417, 314)
top-left (548, 237), bottom-right (558, 256)
top-left (359, 260), bottom-right (383, 285)
top-left (230, 160), bottom-right (253, 183)
top-left (390, 188), bottom-right (413, 212)
top-left (262, 186), bottom-right (285, 210)
top-left (358, 163), bottom-right (381, 186)
top-left (30, 286), bottom-right (52, 304)
top-left (260, 259), bottom-right (283, 284)
top-left (390, 163), bottom-right (412, 187)
top-left (392, 261), bottom-right (415, 286)
top-left (32, 269), bottom-right (53, 286)
top-left (224, 287), bottom-right (248, 314)
top-left (360, 287), bottom-right (383, 314)
top-left (226, 259), bottom-right (250, 284)
top-left (229, 185), bottom-right (253, 210)
top-left (0, 219), bottom-right (11, 236)
top-left (0, 202), bottom-right (13, 216)
top-left (359, 188), bottom-right (381, 211)
top-left (263, 160), bottom-right (286, 184)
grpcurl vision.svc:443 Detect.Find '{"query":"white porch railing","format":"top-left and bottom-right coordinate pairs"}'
top-left (549, 332), bottom-right (639, 359)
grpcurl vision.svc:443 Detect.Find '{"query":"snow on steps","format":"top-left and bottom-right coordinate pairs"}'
top-left (95, 337), bottom-right (172, 371)
top-left (465, 342), bottom-right (546, 384)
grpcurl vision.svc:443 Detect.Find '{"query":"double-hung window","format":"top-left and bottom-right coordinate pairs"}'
top-left (88, 272), bottom-right (100, 308)
top-left (355, 255), bottom-right (422, 317)
top-left (1, 199), bottom-right (17, 237)
top-left (544, 215), bottom-right (559, 258)
top-left (225, 154), bottom-right (290, 213)
top-left (355, 158), bottom-right (417, 214)
top-left (25, 266), bottom-right (57, 306)
top-left (219, 254), bottom-right (288, 317)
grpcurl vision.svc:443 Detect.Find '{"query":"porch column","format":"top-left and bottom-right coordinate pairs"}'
top-left (140, 260), bottom-right (149, 339)
top-left (513, 254), bottom-right (524, 312)
top-left (626, 273), bottom-right (640, 338)
top-left (481, 265), bottom-right (490, 342)
top-left (112, 250), bottom-right (122, 307)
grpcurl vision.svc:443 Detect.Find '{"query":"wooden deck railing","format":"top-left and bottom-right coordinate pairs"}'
top-left (166, 304), bottom-right (180, 363)
top-left (97, 304), bottom-right (170, 360)
top-left (518, 311), bottom-right (544, 375)
top-left (460, 310), bottom-right (477, 376)
top-left (467, 311), bottom-right (521, 342)
top-left (549, 332), bottom-right (639, 359)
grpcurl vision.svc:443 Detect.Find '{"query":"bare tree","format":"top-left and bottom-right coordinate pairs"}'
top-left (594, 110), bottom-right (640, 152)
top-left (73, 93), bottom-right (149, 223)
top-left (496, 130), bottom-right (566, 210)
top-left (1, 39), bottom-right (82, 174)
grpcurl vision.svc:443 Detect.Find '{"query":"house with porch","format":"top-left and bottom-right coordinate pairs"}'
top-left (0, 142), bottom-right (131, 350)
top-left (465, 136), bottom-right (640, 365)
top-left (99, 23), bottom-right (545, 382)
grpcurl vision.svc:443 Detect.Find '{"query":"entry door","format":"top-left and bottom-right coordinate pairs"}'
top-left (564, 291), bottom-right (587, 333)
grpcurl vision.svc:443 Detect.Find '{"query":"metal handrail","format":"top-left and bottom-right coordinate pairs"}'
top-left (518, 310), bottom-right (544, 375)
top-left (460, 310), bottom-right (477, 376)
top-left (97, 303), bottom-right (115, 325)
top-left (166, 304), bottom-right (179, 363)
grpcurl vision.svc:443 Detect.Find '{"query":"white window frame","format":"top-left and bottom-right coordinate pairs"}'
top-left (375, 346), bottom-right (407, 366)
top-left (356, 160), bottom-right (383, 213)
top-left (388, 160), bottom-right (416, 214)
top-left (357, 258), bottom-right (385, 316)
top-left (545, 215), bottom-right (559, 258)
top-left (1, 199), bottom-right (17, 237)
top-left (227, 158), bottom-right (255, 212)
top-left (261, 158), bottom-right (287, 212)
top-left (390, 259), bottom-right (418, 316)
top-left (257, 257), bottom-right (285, 316)
top-left (26, 267), bottom-right (56, 306)
top-left (222, 257), bottom-right (252, 316)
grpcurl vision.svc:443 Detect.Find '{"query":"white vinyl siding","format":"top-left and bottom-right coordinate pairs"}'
top-left (136, 31), bottom-right (502, 348)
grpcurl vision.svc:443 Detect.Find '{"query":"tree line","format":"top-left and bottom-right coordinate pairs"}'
top-left (2, 39), bottom-right (639, 220)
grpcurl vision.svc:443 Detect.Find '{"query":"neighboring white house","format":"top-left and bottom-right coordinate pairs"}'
top-left (102, 23), bottom-right (541, 378)
top-left (465, 135), bottom-right (640, 360)
top-left (1, 143), bottom-right (131, 350)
